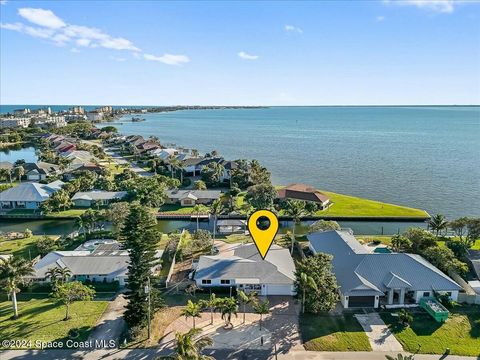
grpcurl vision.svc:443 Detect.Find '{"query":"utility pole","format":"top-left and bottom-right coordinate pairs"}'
top-left (145, 277), bottom-right (151, 340)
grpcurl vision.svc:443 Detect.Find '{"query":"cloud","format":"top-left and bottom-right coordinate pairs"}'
top-left (383, 0), bottom-right (478, 13)
top-left (110, 56), bottom-right (126, 62)
top-left (238, 51), bottom-right (259, 60)
top-left (18, 8), bottom-right (66, 29)
top-left (285, 24), bottom-right (303, 34)
top-left (2, 7), bottom-right (188, 65)
top-left (376, 15), bottom-right (386, 22)
top-left (143, 53), bottom-right (190, 65)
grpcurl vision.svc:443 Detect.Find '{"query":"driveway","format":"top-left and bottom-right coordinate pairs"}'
top-left (87, 294), bottom-right (127, 346)
top-left (354, 313), bottom-right (403, 352)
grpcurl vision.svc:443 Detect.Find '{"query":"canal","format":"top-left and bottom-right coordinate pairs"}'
top-left (0, 218), bottom-right (426, 236)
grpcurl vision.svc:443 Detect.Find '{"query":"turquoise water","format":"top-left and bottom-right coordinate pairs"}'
top-left (109, 106), bottom-right (479, 218)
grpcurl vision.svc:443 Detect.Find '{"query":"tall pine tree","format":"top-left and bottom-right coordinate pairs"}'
top-left (122, 204), bottom-right (163, 329)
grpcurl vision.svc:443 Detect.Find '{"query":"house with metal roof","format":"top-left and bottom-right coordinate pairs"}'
top-left (31, 243), bottom-right (163, 286)
top-left (308, 230), bottom-right (461, 308)
top-left (71, 190), bottom-right (128, 207)
top-left (194, 243), bottom-right (296, 296)
top-left (165, 189), bottom-right (222, 207)
top-left (0, 180), bottom-right (64, 210)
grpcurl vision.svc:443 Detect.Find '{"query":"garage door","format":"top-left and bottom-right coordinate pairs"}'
top-left (348, 296), bottom-right (375, 307)
top-left (264, 284), bottom-right (293, 296)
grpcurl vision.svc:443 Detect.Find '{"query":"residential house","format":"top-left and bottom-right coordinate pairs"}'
top-left (467, 249), bottom-right (480, 280)
top-left (278, 183), bottom-right (331, 210)
top-left (308, 230), bottom-right (461, 308)
top-left (31, 241), bottom-right (163, 286)
top-left (220, 160), bottom-right (237, 182)
top-left (183, 157), bottom-right (224, 176)
top-left (86, 111), bottom-right (103, 122)
top-left (194, 243), bottom-right (296, 296)
top-left (165, 189), bottom-right (222, 207)
top-left (0, 180), bottom-right (64, 210)
top-left (23, 162), bottom-right (61, 181)
top-left (72, 190), bottom-right (128, 207)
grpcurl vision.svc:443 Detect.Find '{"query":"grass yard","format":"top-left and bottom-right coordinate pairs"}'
top-left (0, 235), bottom-right (59, 259)
top-left (300, 314), bottom-right (372, 351)
top-left (47, 208), bottom-right (87, 218)
top-left (380, 306), bottom-right (480, 357)
top-left (0, 298), bottom-right (108, 349)
top-left (158, 204), bottom-right (208, 214)
top-left (314, 190), bottom-right (429, 218)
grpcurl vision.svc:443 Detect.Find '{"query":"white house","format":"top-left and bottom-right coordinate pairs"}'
top-left (165, 189), bottom-right (222, 207)
top-left (0, 180), bottom-right (64, 210)
top-left (71, 190), bottom-right (128, 207)
top-left (194, 243), bottom-right (296, 296)
top-left (308, 230), bottom-right (461, 308)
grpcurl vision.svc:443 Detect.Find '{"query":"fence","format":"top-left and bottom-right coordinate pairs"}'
top-left (449, 271), bottom-right (480, 305)
top-left (165, 229), bottom-right (184, 287)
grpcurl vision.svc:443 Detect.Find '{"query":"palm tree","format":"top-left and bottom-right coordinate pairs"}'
top-left (253, 299), bottom-right (270, 331)
top-left (177, 161), bottom-right (185, 184)
top-left (210, 199), bottom-right (223, 247)
top-left (0, 256), bottom-right (34, 319)
top-left (191, 149), bottom-right (199, 158)
top-left (237, 290), bottom-right (257, 324)
top-left (385, 355), bottom-right (415, 360)
top-left (45, 267), bottom-right (61, 289)
top-left (284, 200), bottom-right (306, 254)
top-left (74, 216), bottom-right (85, 237)
top-left (200, 293), bottom-right (218, 325)
top-left (215, 297), bottom-right (238, 328)
top-left (181, 300), bottom-right (202, 329)
top-left (192, 204), bottom-right (205, 231)
top-left (168, 156), bottom-right (180, 179)
top-left (428, 214), bottom-right (448, 237)
top-left (169, 328), bottom-right (214, 360)
top-left (13, 165), bottom-right (24, 183)
top-left (57, 268), bottom-right (71, 284)
top-left (299, 272), bottom-right (317, 314)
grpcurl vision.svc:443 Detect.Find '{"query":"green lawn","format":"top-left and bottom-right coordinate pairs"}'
top-left (0, 299), bottom-right (108, 349)
top-left (300, 314), bottom-right (372, 351)
top-left (47, 208), bottom-right (87, 218)
top-left (0, 235), bottom-right (60, 259)
top-left (158, 204), bottom-right (201, 214)
top-left (381, 306), bottom-right (480, 357)
top-left (314, 190), bottom-right (429, 218)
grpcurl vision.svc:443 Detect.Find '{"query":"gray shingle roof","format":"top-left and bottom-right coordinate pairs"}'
top-left (195, 244), bottom-right (295, 285)
top-left (308, 230), bottom-right (461, 296)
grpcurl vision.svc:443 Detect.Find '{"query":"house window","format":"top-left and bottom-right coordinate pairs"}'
top-left (423, 291), bottom-right (430, 297)
top-left (220, 280), bottom-right (230, 285)
top-left (202, 279), bottom-right (211, 285)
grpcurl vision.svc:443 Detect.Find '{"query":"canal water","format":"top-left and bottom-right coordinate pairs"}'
top-left (0, 218), bottom-right (426, 236)
top-left (0, 145), bottom-right (38, 163)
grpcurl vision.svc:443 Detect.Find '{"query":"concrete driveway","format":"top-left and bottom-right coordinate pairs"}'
top-left (87, 294), bottom-right (127, 346)
top-left (354, 313), bottom-right (403, 352)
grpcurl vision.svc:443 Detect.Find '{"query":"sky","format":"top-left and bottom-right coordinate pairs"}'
top-left (1, 0), bottom-right (479, 106)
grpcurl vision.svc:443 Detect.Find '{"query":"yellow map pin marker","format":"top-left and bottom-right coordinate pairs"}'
top-left (248, 209), bottom-right (279, 259)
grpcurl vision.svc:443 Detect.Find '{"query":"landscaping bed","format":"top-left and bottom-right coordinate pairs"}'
top-left (380, 305), bottom-right (480, 357)
top-left (299, 314), bottom-right (372, 351)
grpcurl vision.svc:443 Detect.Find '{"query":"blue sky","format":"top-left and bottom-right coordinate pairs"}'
top-left (1, 0), bottom-right (479, 105)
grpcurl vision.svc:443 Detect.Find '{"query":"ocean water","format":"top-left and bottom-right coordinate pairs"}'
top-left (108, 106), bottom-right (480, 218)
